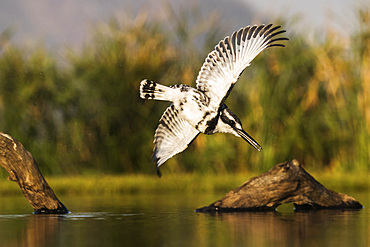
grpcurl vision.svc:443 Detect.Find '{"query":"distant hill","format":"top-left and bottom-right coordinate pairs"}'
top-left (0, 0), bottom-right (255, 51)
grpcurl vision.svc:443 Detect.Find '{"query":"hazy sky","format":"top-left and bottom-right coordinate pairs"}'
top-left (0, 0), bottom-right (368, 53)
top-left (244, 0), bottom-right (368, 37)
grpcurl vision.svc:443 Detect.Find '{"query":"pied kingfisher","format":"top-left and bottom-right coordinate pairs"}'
top-left (140, 24), bottom-right (288, 176)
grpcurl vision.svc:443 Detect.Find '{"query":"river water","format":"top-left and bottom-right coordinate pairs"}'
top-left (0, 191), bottom-right (368, 247)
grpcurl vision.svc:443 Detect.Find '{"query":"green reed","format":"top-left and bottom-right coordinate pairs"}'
top-left (0, 8), bottom-right (369, 176)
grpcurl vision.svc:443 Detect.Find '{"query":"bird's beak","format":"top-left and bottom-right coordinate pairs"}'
top-left (236, 128), bottom-right (262, 151)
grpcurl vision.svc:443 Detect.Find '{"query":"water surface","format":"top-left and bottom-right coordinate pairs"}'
top-left (0, 192), bottom-right (368, 247)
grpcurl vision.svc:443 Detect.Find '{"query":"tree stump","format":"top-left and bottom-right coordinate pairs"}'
top-left (196, 159), bottom-right (363, 212)
top-left (0, 132), bottom-right (68, 214)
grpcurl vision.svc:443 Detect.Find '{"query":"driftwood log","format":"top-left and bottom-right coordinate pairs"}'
top-left (197, 159), bottom-right (363, 212)
top-left (0, 132), bottom-right (68, 214)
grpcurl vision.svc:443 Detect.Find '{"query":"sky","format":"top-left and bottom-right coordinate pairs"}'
top-left (0, 0), bottom-right (369, 54)
top-left (245, 0), bottom-right (368, 40)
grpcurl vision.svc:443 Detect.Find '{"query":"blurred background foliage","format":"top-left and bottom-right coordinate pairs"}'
top-left (0, 8), bottom-right (369, 176)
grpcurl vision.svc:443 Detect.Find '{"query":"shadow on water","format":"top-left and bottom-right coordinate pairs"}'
top-left (0, 192), bottom-right (368, 247)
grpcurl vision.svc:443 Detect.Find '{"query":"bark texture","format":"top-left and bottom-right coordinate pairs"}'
top-left (0, 132), bottom-right (68, 214)
top-left (196, 159), bottom-right (363, 212)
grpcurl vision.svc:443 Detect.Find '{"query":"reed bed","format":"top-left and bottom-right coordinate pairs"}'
top-left (0, 8), bottom-right (369, 176)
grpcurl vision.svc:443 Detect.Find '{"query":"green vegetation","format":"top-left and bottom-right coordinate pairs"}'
top-left (0, 9), bottom-right (369, 176)
top-left (0, 171), bottom-right (368, 196)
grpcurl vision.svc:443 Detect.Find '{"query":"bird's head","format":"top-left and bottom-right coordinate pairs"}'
top-left (216, 105), bottom-right (262, 151)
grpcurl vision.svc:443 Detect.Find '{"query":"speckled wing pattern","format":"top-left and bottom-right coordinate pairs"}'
top-left (153, 104), bottom-right (200, 176)
top-left (196, 24), bottom-right (288, 108)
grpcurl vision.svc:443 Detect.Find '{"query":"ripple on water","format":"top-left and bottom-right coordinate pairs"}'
top-left (62, 212), bottom-right (145, 221)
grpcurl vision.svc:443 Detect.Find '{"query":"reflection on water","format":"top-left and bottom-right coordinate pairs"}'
top-left (209, 210), bottom-right (366, 247)
top-left (0, 192), bottom-right (368, 247)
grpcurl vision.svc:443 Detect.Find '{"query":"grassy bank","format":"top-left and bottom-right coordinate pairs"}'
top-left (0, 171), bottom-right (368, 196)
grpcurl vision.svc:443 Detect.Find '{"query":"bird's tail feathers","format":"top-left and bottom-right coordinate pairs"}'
top-left (140, 79), bottom-right (174, 101)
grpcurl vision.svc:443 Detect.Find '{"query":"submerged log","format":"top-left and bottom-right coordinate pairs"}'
top-left (0, 132), bottom-right (68, 214)
top-left (197, 159), bottom-right (363, 212)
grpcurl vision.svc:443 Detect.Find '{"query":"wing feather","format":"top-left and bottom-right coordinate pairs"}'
top-left (152, 104), bottom-right (200, 176)
top-left (196, 24), bottom-right (288, 108)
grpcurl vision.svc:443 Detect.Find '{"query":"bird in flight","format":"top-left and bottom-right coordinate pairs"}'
top-left (140, 24), bottom-right (288, 177)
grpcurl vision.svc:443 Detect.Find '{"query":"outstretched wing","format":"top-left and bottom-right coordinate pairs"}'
top-left (196, 24), bottom-right (288, 108)
top-left (153, 104), bottom-right (200, 177)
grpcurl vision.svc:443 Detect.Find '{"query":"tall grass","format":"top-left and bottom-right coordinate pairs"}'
top-left (0, 8), bottom-right (369, 176)
top-left (1, 172), bottom-right (368, 196)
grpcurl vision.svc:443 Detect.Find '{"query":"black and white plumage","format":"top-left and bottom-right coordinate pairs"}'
top-left (140, 24), bottom-right (288, 176)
